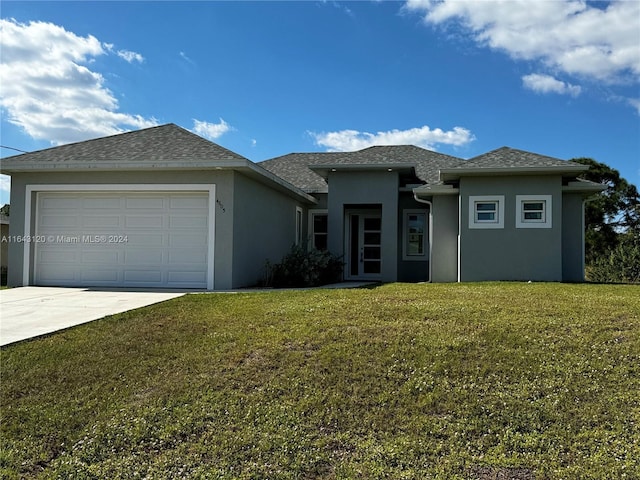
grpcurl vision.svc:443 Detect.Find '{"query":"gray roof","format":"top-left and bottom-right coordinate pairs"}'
top-left (463, 147), bottom-right (583, 169)
top-left (0, 124), bottom-right (317, 204)
top-left (437, 147), bottom-right (589, 182)
top-left (0, 124), bottom-right (248, 171)
top-left (260, 145), bottom-right (464, 193)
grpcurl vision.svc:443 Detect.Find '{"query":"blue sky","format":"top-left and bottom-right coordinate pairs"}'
top-left (1, 1), bottom-right (639, 206)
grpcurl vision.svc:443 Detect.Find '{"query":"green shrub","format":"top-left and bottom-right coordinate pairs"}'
top-left (586, 233), bottom-right (640, 283)
top-left (265, 245), bottom-right (343, 288)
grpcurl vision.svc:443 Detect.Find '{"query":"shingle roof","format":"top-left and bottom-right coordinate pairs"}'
top-left (463, 147), bottom-right (581, 169)
top-left (0, 123), bottom-right (248, 171)
top-left (260, 145), bottom-right (464, 192)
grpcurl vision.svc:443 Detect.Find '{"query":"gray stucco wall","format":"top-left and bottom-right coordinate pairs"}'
top-left (562, 192), bottom-right (585, 282)
top-left (431, 194), bottom-right (459, 282)
top-left (327, 170), bottom-right (399, 282)
top-left (459, 175), bottom-right (563, 282)
top-left (232, 171), bottom-right (305, 288)
top-left (6, 170), bottom-right (235, 289)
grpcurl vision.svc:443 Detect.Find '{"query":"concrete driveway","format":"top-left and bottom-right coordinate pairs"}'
top-left (0, 287), bottom-right (186, 346)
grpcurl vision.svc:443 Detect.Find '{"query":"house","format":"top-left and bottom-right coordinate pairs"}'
top-left (0, 123), bottom-right (604, 289)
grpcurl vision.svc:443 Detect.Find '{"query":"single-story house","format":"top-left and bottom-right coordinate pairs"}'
top-left (1, 123), bottom-right (604, 289)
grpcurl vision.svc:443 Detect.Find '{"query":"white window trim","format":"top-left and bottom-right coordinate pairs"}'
top-left (23, 184), bottom-right (216, 290)
top-left (516, 195), bottom-right (552, 229)
top-left (307, 209), bottom-right (328, 250)
top-left (468, 195), bottom-right (505, 229)
top-left (403, 209), bottom-right (428, 261)
top-left (295, 206), bottom-right (303, 245)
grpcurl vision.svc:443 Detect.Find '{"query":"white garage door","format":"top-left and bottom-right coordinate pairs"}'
top-left (34, 191), bottom-right (210, 288)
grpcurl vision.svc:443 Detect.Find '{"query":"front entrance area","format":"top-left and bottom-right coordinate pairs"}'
top-left (345, 209), bottom-right (382, 280)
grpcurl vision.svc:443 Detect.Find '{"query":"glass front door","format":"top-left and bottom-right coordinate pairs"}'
top-left (347, 211), bottom-right (382, 279)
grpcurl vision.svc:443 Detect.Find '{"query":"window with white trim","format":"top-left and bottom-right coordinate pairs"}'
top-left (308, 209), bottom-right (328, 250)
top-left (516, 195), bottom-right (552, 228)
top-left (403, 210), bottom-right (427, 260)
top-left (469, 195), bottom-right (505, 229)
top-left (295, 207), bottom-right (303, 245)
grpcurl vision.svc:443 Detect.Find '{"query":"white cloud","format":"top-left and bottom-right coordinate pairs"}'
top-left (180, 51), bottom-right (195, 65)
top-left (405, 0), bottom-right (640, 83)
top-left (0, 18), bottom-right (157, 145)
top-left (310, 124), bottom-right (474, 152)
top-left (522, 73), bottom-right (581, 97)
top-left (116, 49), bottom-right (144, 63)
top-left (628, 98), bottom-right (640, 115)
top-left (192, 118), bottom-right (232, 141)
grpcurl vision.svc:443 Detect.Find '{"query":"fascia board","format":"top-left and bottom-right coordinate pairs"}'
top-left (562, 181), bottom-right (607, 193)
top-left (412, 185), bottom-right (460, 196)
top-left (0, 158), bottom-right (250, 173)
top-left (309, 163), bottom-right (416, 178)
top-left (439, 165), bottom-right (589, 182)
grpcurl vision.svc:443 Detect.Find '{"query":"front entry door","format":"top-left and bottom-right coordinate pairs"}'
top-left (346, 211), bottom-right (382, 280)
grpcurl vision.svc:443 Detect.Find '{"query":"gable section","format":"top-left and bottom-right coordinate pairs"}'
top-left (0, 124), bottom-right (249, 171)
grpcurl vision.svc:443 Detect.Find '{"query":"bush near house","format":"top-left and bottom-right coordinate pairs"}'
top-left (586, 232), bottom-right (640, 283)
top-left (264, 244), bottom-right (344, 288)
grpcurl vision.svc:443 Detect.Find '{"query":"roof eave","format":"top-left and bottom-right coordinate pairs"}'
top-left (413, 184), bottom-right (460, 196)
top-left (0, 158), bottom-right (252, 173)
top-left (439, 165), bottom-right (589, 182)
top-left (562, 180), bottom-right (607, 193)
top-left (1, 159), bottom-right (317, 205)
top-left (309, 162), bottom-right (416, 179)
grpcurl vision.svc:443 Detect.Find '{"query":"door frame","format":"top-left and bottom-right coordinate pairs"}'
top-left (344, 208), bottom-right (382, 281)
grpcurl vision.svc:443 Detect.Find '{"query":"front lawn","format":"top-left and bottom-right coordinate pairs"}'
top-left (1, 283), bottom-right (639, 479)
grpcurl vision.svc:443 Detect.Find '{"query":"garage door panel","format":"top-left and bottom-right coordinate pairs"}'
top-left (83, 197), bottom-right (121, 209)
top-left (82, 215), bottom-right (122, 228)
top-left (125, 197), bottom-right (165, 209)
top-left (35, 191), bottom-right (210, 288)
top-left (40, 215), bottom-right (78, 228)
top-left (169, 234), bottom-right (207, 247)
top-left (40, 249), bottom-right (77, 263)
top-left (170, 216), bottom-right (206, 228)
top-left (168, 271), bottom-right (207, 284)
top-left (170, 196), bottom-right (208, 209)
top-left (81, 250), bottom-right (120, 264)
top-left (41, 196), bottom-right (80, 209)
top-left (125, 215), bottom-right (164, 228)
top-left (169, 248), bottom-right (207, 264)
top-left (126, 233), bottom-right (164, 246)
top-left (81, 270), bottom-right (119, 283)
top-left (124, 270), bottom-right (163, 283)
top-left (124, 249), bottom-right (164, 264)
top-left (38, 265), bottom-right (77, 282)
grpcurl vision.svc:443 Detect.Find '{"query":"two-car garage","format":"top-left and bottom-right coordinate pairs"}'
top-left (28, 186), bottom-right (215, 289)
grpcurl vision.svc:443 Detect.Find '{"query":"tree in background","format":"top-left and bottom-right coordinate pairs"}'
top-left (572, 158), bottom-right (639, 282)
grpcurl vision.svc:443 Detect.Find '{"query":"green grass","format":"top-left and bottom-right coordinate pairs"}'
top-left (1, 283), bottom-right (639, 479)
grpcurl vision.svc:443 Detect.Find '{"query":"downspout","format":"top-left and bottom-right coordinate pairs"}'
top-left (413, 193), bottom-right (433, 283)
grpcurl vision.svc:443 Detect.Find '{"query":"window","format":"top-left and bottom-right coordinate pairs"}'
top-left (469, 196), bottom-right (504, 229)
top-left (295, 207), bottom-right (303, 245)
top-left (308, 209), bottom-right (328, 250)
top-left (403, 210), bottom-right (427, 260)
top-left (516, 195), bottom-right (552, 228)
